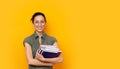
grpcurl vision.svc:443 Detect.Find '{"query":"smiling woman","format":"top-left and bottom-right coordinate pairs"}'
top-left (23, 12), bottom-right (63, 69)
top-left (31, 12), bottom-right (46, 33)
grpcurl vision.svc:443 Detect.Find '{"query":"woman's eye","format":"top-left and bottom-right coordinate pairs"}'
top-left (35, 21), bottom-right (39, 23)
top-left (41, 20), bottom-right (45, 23)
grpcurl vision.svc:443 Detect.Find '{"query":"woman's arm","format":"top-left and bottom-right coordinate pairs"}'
top-left (24, 42), bottom-right (53, 66)
top-left (36, 42), bottom-right (63, 64)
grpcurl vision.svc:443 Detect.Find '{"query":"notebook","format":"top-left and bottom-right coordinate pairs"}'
top-left (38, 45), bottom-right (61, 58)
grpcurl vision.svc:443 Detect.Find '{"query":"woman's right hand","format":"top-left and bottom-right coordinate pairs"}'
top-left (35, 50), bottom-right (45, 62)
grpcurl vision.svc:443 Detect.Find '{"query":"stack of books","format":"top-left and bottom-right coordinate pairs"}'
top-left (38, 45), bottom-right (61, 58)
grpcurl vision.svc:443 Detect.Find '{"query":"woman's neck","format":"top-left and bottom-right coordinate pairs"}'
top-left (36, 31), bottom-right (43, 38)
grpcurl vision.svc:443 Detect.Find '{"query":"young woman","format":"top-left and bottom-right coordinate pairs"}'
top-left (23, 12), bottom-right (63, 69)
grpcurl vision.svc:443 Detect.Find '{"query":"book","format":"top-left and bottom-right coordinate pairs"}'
top-left (38, 45), bottom-right (61, 58)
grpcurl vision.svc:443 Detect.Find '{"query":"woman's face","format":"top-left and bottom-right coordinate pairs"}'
top-left (33, 15), bottom-right (46, 33)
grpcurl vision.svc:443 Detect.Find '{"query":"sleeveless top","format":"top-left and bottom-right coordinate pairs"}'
top-left (23, 31), bottom-right (57, 69)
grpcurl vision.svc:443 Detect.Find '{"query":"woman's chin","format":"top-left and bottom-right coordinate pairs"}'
top-left (36, 29), bottom-right (43, 32)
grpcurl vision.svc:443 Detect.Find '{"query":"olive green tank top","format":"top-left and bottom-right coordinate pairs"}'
top-left (23, 31), bottom-right (57, 69)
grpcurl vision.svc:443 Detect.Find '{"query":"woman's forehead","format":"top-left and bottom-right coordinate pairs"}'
top-left (34, 15), bottom-right (45, 20)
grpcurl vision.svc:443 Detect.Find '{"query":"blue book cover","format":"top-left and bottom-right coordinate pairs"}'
top-left (38, 50), bottom-right (61, 58)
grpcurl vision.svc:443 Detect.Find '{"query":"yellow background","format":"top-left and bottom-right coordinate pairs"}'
top-left (0, 0), bottom-right (120, 69)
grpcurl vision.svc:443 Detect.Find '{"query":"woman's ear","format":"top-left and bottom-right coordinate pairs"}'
top-left (32, 22), bottom-right (35, 27)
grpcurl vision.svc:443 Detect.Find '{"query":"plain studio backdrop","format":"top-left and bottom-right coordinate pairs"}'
top-left (0, 0), bottom-right (120, 69)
